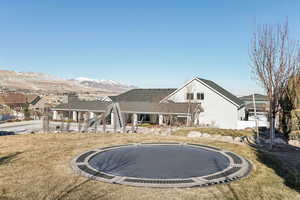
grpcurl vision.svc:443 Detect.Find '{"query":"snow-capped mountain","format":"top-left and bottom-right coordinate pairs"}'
top-left (0, 70), bottom-right (136, 94)
top-left (69, 77), bottom-right (136, 93)
top-left (74, 77), bottom-right (120, 85)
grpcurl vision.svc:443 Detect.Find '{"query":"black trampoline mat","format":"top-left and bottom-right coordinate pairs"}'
top-left (88, 145), bottom-right (230, 179)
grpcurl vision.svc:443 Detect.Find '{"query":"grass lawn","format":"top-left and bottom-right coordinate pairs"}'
top-left (0, 133), bottom-right (299, 200)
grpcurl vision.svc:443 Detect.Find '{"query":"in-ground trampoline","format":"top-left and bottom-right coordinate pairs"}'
top-left (72, 143), bottom-right (252, 188)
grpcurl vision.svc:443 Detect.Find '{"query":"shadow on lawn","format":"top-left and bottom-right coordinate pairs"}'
top-left (41, 178), bottom-right (109, 200)
top-left (0, 152), bottom-right (23, 166)
top-left (207, 157), bottom-right (265, 200)
top-left (255, 144), bottom-right (300, 191)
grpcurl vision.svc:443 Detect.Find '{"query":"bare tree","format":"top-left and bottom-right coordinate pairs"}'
top-left (250, 21), bottom-right (300, 149)
top-left (186, 84), bottom-right (194, 127)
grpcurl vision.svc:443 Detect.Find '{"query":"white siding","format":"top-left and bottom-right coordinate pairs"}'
top-left (166, 79), bottom-right (241, 129)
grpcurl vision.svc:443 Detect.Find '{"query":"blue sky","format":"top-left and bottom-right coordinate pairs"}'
top-left (1, 1), bottom-right (300, 95)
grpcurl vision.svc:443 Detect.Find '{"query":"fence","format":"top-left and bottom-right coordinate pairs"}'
top-left (237, 120), bottom-right (269, 130)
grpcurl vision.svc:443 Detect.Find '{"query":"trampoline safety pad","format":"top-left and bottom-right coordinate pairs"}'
top-left (71, 143), bottom-right (252, 188)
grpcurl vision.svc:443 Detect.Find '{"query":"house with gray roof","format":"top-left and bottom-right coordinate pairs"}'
top-left (239, 93), bottom-right (269, 120)
top-left (52, 77), bottom-right (245, 129)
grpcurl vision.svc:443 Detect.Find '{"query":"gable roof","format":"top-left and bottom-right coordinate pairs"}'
top-left (160, 77), bottom-right (244, 107)
top-left (240, 94), bottom-right (268, 102)
top-left (245, 102), bottom-right (268, 110)
top-left (197, 78), bottom-right (244, 107)
top-left (53, 99), bottom-right (201, 115)
top-left (53, 101), bottom-right (112, 112)
top-left (110, 88), bottom-right (176, 102)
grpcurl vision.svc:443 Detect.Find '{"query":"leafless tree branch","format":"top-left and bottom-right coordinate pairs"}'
top-left (249, 20), bottom-right (300, 148)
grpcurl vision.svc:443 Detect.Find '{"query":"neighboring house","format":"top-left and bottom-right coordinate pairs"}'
top-left (160, 78), bottom-right (245, 129)
top-left (239, 94), bottom-right (269, 120)
top-left (240, 94), bottom-right (269, 105)
top-left (0, 93), bottom-right (40, 111)
top-left (52, 77), bottom-right (245, 129)
top-left (29, 97), bottom-right (52, 119)
top-left (0, 93), bottom-right (42, 119)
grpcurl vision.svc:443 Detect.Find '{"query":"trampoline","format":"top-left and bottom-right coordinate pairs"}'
top-left (72, 143), bottom-right (252, 188)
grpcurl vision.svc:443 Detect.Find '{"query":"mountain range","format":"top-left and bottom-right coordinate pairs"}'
top-left (0, 70), bottom-right (136, 94)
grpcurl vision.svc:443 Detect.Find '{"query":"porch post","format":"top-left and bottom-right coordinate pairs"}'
top-left (133, 113), bottom-right (138, 126)
top-left (90, 112), bottom-right (95, 119)
top-left (53, 110), bottom-right (58, 120)
top-left (111, 112), bottom-right (114, 127)
top-left (102, 112), bottom-right (106, 133)
top-left (78, 112), bottom-right (81, 122)
top-left (131, 114), bottom-right (135, 133)
top-left (122, 113), bottom-right (126, 133)
top-left (186, 115), bottom-right (192, 127)
top-left (159, 114), bottom-right (164, 125)
top-left (113, 112), bottom-right (117, 133)
top-left (73, 111), bottom-right (77, 122)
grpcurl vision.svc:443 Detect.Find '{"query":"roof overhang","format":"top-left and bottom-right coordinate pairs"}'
top-left (51, 108), bottom-right (106, 112)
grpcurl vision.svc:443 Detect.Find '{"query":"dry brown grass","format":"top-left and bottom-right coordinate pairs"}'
top-left (173, 128), bottom-right (254, 137)
top-left (0, 133), bottom-right (299, 200)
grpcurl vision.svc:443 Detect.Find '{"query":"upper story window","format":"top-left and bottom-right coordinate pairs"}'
top-left (197, 93), bottom-right (204, 100)
top-left (186, 93), bottom-right (194, 100)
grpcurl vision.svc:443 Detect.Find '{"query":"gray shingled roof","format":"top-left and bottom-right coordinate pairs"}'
top-left (197, 78), bottom-right (244, 107)
top-left (109, 88), bottom-right (176, 102)
top-left (240, 94), bottom-right (268, 102)
top-left (245, 102), bottom-right (267, 109)
top-left (119, 101), bottom-right (201, 114)
top-left (53, 101), bottom-right (112, 112)
top-left (53, 99), bottom-right (201, 115)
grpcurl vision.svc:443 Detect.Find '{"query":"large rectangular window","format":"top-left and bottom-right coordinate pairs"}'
top-left (197, 93), bottom-right (204, 100)
top-left (186, 93), bottom-right (194, 100)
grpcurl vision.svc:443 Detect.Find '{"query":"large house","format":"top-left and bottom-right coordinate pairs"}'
top-left (239, 93), bottom-right (269, 120)
top-left (52, 77), bottom-right (245, 129)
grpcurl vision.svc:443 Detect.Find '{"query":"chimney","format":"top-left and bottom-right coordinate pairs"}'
top-left (62, 93), bottom-right (79, 103)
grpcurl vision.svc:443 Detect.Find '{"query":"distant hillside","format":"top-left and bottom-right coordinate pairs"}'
top-left (0, 70), bottom-right (136, 94)
top-left (69, 77), bottom-right (136, 93)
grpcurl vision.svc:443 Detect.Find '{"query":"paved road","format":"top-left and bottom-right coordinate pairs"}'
top-left (0, 120), bottom-right (120, 135)
top-left (0, 120), bottom-right (43, 134)
top-left (0, 120), bottom-right (77, 135)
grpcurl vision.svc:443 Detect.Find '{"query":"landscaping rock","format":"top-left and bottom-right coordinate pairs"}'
top-left (221, 136), bottom-right (233, 143)
top-left (234, 137), bottom-right (243, 143)
top-left (187, 131), bottom-right (202, 138)
top-left (161, 132), bottom-right (169, 136)
top-left (202, 133), bottom-right (211, 138)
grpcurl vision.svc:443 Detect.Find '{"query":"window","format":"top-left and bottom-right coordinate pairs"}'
top-left (197, 93), bottom-right (204, 100)
top-left (186, 93), bottom-right (194, 100)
